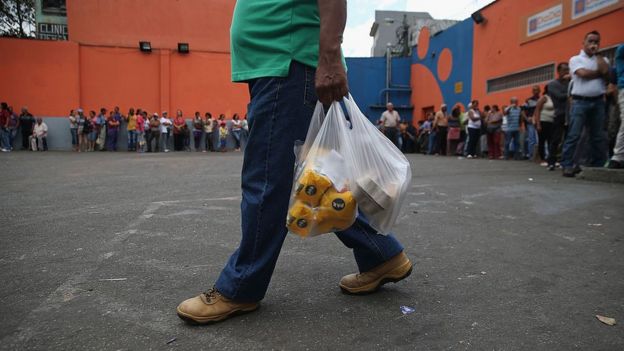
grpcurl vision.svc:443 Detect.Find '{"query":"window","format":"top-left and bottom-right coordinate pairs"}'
top-left (486, 64), bottom-right (555, 93)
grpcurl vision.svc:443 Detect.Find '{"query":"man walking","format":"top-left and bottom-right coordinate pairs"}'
top-left (560, 31), bottom-right (610, 177)
top-left (608, 44), bottom-right (624, 169)
top-left (545, 63), bottom-right (571, 170)
top-left (176, 0), bottom-right (411, 324)
top-left (380, 102), bottom-right (401, 147)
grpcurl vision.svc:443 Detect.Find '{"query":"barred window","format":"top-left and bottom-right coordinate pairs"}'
top-left (487, 64), bottom-right (555, 93)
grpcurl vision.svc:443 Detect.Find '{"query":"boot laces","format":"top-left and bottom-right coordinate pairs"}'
top-left (203, 287), bottom-right (221, 302)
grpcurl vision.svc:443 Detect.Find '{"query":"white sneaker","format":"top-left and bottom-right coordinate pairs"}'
top-left (467, 155), bottom-right (473, 159)
top-left (1, 148), bottom-right (9, 152)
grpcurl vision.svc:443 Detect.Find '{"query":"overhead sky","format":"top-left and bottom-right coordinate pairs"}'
top-left (344, 0), bottom-right (496, 57)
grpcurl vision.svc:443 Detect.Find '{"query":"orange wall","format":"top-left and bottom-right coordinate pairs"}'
top-left (79, 46), bottom-right (161, 113)
top-left (472, 2), bottom-right (624, 107)
top-left (0, 38), bottom-right (79, 116)
top-left (0, 38), bottom-right (249, 117)
top-left (67, 0), bottom-right (234, 53)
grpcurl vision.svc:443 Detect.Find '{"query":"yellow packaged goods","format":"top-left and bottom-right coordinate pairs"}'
top-left (294, 169), bottom-right (333, 206)
top-left (286, 201), bottom-right (315, 237)
top-left (315, 188), bottom-right (357, 233)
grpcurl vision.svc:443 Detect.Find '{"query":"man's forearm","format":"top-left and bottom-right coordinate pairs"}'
top-left (318, 0), bottom-right (346, 57)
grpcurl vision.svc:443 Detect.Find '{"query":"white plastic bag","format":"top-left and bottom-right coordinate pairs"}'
top-left (287, 102), bottom-right (358, 237)
top-left (287, 95), bottom-right (411, 237)
top-left (342, 94), bottom-right (412, 234)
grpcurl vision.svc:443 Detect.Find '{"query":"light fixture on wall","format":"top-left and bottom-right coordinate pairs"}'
top-left (178, 43), bottom-right (190, 54)
top-left (139, 41), bottom-right (152, 52)
top-left (471, 11), bottom-right (486, 25)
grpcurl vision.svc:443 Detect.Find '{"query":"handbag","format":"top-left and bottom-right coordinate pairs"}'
top-left (447, 127), bottom-right (460, 140)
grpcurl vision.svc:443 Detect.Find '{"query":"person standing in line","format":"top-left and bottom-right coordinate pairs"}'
top-left (608, 44), bottom-right (624, 169)
top-left (125, 108), bottom-right (137, 151)
top-left (231, 113), bottom-right (243, 151)
top-left (534, 85), bottom-right (557, 170)
top-left (380, 102), bottom-right (401, 148)
top-left (135, 111), bottom-right (146, 153)
top-left (504, 98), bottom-right (525, 160)
top-left (107, 110), bottom-right (121, 151)
top-left (75, 109), bottom-right (86, 152)
top-left (87, 110), bottom-right (98, 152)
top-left (192, 111), bottom-right (204, 151)
top-left (173, 110), bottom-right (186, 152)
top-left (433, 104), bottom-right (448, 155)
top-left (95, 108), bottom-right (107, 151)
top-left (523, 85), bottom-right (540, 160)
top-left (19, 107), bottom-right (35, 151)
top-left (466, 100), bottom-right (481, 158)
top-left (560, 31), bottom-right (610, 177)
top-left (177, 0), bottom-right (411, 325)
top-left (6, 106), bottom-right (20, 151)
top-left (203, 112), bottom-right (215, 152)
top-left (218, 120), bottom-right (228, 152)
top-left (446, 105), bottom-right (461, 156)
top-left (147, 113), bottom-right (161, 152)
top-left (68, 109), bottom-right (78, 151)
top-left (0, 102), bottom-right (10, 152)
top-left (486, 105), bottom-right (503, 159)
top-left (159, 111), bottom-right (172, 152)
top-left (546, 63), bottom-right (571, 169)
top-left (425, 112), bottom-right (437, 155)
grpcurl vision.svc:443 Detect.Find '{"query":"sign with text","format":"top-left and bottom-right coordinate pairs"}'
top-left (572, 0), bottom-right (619, 19)
top-left (527, 4), bottom-right (563, 37)
top-left (37, 23), bottom-right (68, 40)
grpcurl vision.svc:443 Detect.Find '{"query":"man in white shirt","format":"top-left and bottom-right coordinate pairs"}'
top-left (30, 117), bottom-right (48, 151)
top-left (560, 31), bottom-right (610, 177)
top-left (159, 111), bottom-right (172, 152)
top-left (379, 102), bottom-right (400, 147)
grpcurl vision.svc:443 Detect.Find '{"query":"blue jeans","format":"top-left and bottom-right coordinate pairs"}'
top-left (561, 99), bottom-right (607, 168)
top-left (524, 123), bottom-right (537, 158)
top-left (505, 130), bottom-right (520, 159)
top-left (70, 128), bottom-right (78, 146)
top-left (215, 61), bottom-right (404, 303)
top-left (427, 131), bottom-right (437, 154)
top-left (127, 130), bottom-right (137, 150)
top-left (0, 128), bottom-right (8, 149)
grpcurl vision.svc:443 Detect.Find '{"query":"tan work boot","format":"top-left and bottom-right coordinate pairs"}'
top-left (176, 288), bottom-right (259, 324)
top-left (339, 252), bottom-right (412, 294)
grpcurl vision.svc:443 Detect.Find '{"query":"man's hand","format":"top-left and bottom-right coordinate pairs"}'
top-left (316, 0), bottom-right (348, 105)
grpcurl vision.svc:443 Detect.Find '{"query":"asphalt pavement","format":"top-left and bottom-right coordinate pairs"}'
top-left (1, 151), bottom-right (623, 350)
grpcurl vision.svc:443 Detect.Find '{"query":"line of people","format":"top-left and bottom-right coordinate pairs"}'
top-left (67, 107), bottom-right (248, 153)
top-left (395, 33), bottom-right (623, 176)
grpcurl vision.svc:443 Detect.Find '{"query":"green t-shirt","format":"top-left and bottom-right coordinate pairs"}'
top-left (230, 0), bottom-right (320, 82)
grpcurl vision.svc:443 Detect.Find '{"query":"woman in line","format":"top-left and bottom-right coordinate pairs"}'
top-left (76, 109), bottom-right (88, 152)
top-left (125, 108), bottom-right (137, 151)
top-left (87, 110), bottom-right (98, 152)
top-left (466, 100), bottom-right (482, 158)
top-left (192, 112), bottom-right (204, 151)
top-left (135, 111), bottom-right (146, 153)
top-left (486, 105), bottom-right (503, 160)
top-left (446, 105), bottom-right (462, 156)
top-left (173, 110), bottom-right (186, 151)
top-left (203, 112), bottom-right (215, 152)
top-left (231, 113), bottom-right (242, 151)
top-left (534, 85), bottom-right (558, 171)
top-left (68, 110), bottom-right (78, 152)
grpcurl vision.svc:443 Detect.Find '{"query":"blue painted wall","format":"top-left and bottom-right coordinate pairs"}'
top-left (412, 18), bottom-right (474, 109)
top-left (346, 57), bottom-right (412, 123)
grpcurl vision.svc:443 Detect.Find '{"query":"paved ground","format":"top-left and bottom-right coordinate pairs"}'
top-left (1, 151), bottom-right (623, 350)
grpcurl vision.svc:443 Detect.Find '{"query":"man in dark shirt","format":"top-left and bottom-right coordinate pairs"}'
top-left (19, 107), bottom-right (36, 150)
top-left (545, 63), bottom-right (571, 167)
top-left (523, 85), bottom-right (540, 159)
